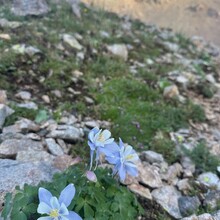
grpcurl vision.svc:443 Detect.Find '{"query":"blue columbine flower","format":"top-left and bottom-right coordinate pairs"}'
top-left (37, 184), bottom-right (82, 220)
top-left (88, 127), bottom-right (114, 169)
top-left (106, 138), bottom-right (139, 182)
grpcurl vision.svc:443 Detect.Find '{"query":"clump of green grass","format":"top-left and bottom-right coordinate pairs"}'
top-left (184, 141), bottom-right (220, 174)
top-left (4, 106), bottom-right (38, 126)
top-left (93, 76), bottom-right (205, 149)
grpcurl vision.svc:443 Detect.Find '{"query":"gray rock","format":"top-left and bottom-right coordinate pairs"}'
top-left (17, 101), bottom-right (38, 110)
top-left (161, 163), bottom-right (183, 184)
top-left (15, 118), bottom-right (40, 133)
top-left (140, 150), bottom-right (164, 164)
top-left (62, 34), bottom-right (83, 50)
top-left (177, 179), bottom-right (192, 194)
top-left (181, 156), bottom-right (196, 176)
top-left (0, 18), bottom-right (21, 29)
top-left (139, 163), bottom-right (163, 188)
top-left (178, 196), bottom-right (201, 217)
top-left (15, 91), bottom-right (31, 100)
top-left (163, 42), bottom-right (179, 52)
top-left (128, 183), bottom-right (152, 200)
top-left (16, 149), bottom-right (54, 163)
top-left (0, 139), bottom-right (43, 158)
top-left (213, 210), bottom-right (220, 220)
top-left (45, 138), bottom-right (64, 156)
top-left (198, 213), bottom-right (214, 220)
top-left (181, 215), bottom-right (198, 220)
top-left (11, 0), bottom-right (50, 16)
top-left (163, 85), bottom-right (179, 99)
top-left (197, 172), bottom-right (220, 190)
top-left (12, 44), bottom-right (41, 56)
top-left (0, 159), bottom-right (58, 205)
top-left (152, 185), bottom-right (182, 219)
top-left (204, 190), bottom-right (220, 210)
top-left (47, 126), bottom-right (83, 142)
top-left (0, 90), bottom-right (7, 104)
top-left (107, 44), bottom-right (128, 61)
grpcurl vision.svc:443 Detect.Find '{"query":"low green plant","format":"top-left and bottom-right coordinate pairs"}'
top-left (1, 165), bottom-right (143, 220)
top-left (184, 141), bottom-right (220, 174)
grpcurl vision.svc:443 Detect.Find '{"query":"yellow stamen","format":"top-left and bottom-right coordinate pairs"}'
top-left (125, 154), bottom-right (134, 160)
top-left (50, 209), bottom-right (59, 218)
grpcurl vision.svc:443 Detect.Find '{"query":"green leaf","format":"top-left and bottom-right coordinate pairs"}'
top-left (1, 193), bottom-right (12, 219)
top-left (11, 211), bottom-right (27, 220)
top-left (35, 110), bottom-right (49, 123)
top-left (84, 203), bottom-right (94, 218)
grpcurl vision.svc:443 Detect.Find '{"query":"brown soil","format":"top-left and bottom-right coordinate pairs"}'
top-left (82, 0), bottom-right (220, 47)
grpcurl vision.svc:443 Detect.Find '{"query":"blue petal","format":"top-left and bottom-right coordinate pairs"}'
top-left (59, 203), bottom-right (69, 215)
top-left (59, 184), bottom-right (75, 207)
top-left (38, 187), bottom-right (53, 205)
top-left (119, 164), bottom-right (126, 182)
top-left (106, 155), bottom-right (119, 165)
top-left (105, 142), bottom-right (120, 154)
top-left (37, 217), bottom-right (53, 220)
top-left (126, 165), bottom-right (138, 177)
top-left (37, 202), bottom-right (51, 214)
top-left (67, 211), bottom-right (82, 220)
top-left (88, 141), bottom-right (96, 151)
top-left (50, 197), bottom-right (60, 210)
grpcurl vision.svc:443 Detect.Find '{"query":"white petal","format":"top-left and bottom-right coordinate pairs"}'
top-left (37, 202), bottom-right (51, 214)
top-left (50, 197), bottom-right (60, 210)
top-left (102, 129), bottom-right (111, 140)
top-left (37, 217), bottom-right (53, 220)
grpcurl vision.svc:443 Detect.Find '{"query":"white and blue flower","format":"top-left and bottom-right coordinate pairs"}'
top-left (37, 184), bottom-right (82, 220)
top-left (106, 138), bottom-right (139, 182)
top-left (88, 127), bottom-right (114, 169)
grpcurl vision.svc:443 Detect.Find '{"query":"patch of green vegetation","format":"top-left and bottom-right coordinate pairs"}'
top-left (83, 55), bottom-right (129, 79)
top-left (184, 141), bottom-right (220, 174)
top-left (94, 76), bottom-right (205, 149)
top-left (2, 166), bottom-right (143, 220)
top-left (4, 105), bottom-right (38, 126)
top-left (149, 132), bottom-right (179, 164)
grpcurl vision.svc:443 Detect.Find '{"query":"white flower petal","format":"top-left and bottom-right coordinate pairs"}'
top-left (50, 197), bottom-right (60, 210)
top-left (102, 129), bottom-right (111, 140)
top-left (37, 217), bottom-right (53, 220)
top-left (37, 202), bottom-right (51, 214)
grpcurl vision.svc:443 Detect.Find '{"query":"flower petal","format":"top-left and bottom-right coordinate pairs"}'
top-left (59, 203), bottom-right (69, 215)
top-left (37, 202), bottom-right (51, 214)
top-left (37, 217), bottom-right (53, 220)
top-left (38, 187), bottom-right (53, 205)
top-left (59, 184), bottom-right (75, 207)
top-left (50, 196), bottom-right (60, 210)
top-left (102, 129), bottom-right (111, 140)
top-left (67, 211), bottom-right (82, 220)
top-left (126, 165), bottom-right (138, 177)
top-left (118, 164), bottom-right (126, 182)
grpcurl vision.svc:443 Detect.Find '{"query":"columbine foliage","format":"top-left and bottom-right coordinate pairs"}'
top-left (1, 166), bottom-right (143, 220)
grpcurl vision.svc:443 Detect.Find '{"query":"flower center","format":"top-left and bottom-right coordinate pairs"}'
top-left (50, 209), bottom-right (59, 218)
top-left (97, 133), bottom-right (105, 142)
top-left (125, 154), bottom-right (134, 160)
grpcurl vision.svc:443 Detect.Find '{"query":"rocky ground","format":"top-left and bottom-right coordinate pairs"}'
top-left (82, 0), bottom-right (220, 47)
top-left (1, 0), bottom-right (220, 219)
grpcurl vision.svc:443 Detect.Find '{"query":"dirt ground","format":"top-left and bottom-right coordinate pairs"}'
top-left (82, 0), bottom-right (220, 47)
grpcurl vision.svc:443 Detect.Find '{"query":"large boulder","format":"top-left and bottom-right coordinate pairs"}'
top-left (11, 0), bottom-right (50, 16)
